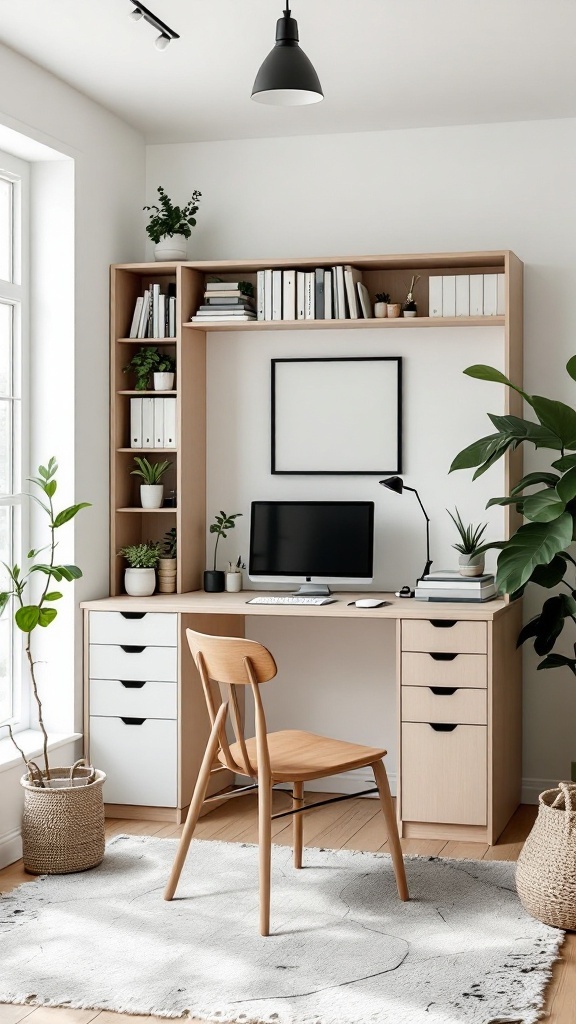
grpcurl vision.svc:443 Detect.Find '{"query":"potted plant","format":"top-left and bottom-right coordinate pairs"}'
top-left (403, 274), bottom-right (420, 318)
top-left (130, 456), bottom-right (172, 509)
top-left (447, 507), bottom-right (492, 576)
top-left (119, 541), bottom-right (162, 596)
top-left (123, 346), bottom-right (176, 392)
top-left (226, 555), bottom-right (245, 593)
top-left (158, 527), bottom-right (177, 594)
top-left (0, 457), bottom-right (106, 875)
top-left (374, 292), bottom-right (390, 318)
top-left (144, 185), bottom-right (202, 261)
top-left (204, 511), bottom-right (242, 592)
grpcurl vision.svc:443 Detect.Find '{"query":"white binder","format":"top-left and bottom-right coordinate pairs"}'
top-left (130, 398), bottom-right (142, 448)
top-left (154, 398), bottom-right (164, 448)
top-left (429, 276), bottom-right (442, 317)
top-left (164, 398), bottom-right (177, 448)
top-left (497, 273), bottom-right (506, 315)
top-left (142, 397), bottom-right (155, 448)
top-left (483, 274), bottom-right (498, 315)
top-left (283, 270), bottom-right (296, 320)
top-left (455, 275), bottom-right (470, 317)
top-left (469, 275), bottom-right (484, 316)
top-left (272, 270), bottom-right (283, 320)
top-left (442, 276), bottom-right (456, 317)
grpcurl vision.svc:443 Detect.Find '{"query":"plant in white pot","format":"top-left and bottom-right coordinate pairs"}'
top-left (120, 541), bottom-right (162, 597)
top-left (144, 185), bottom-right (202, 261)
top-left (131, 456), bottom-right (172, 509)
top-left (447, 507), bottom-right (493, 576)
top-left (123, 346), bottom-right (176, 392)
top-left (0, 457), bottom-right (106, 875)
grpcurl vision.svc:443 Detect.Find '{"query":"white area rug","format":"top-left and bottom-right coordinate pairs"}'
top-left (0, 835), bottom-right (563, 1024)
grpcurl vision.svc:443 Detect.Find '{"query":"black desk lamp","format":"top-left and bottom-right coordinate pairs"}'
top-left (379, 476), bottom-right (432, 582)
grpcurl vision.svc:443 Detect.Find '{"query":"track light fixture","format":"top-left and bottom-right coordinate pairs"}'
top-left (251, 4), bottom-right (323, 106)
top-left (128, 2), bottom-right (179, 49)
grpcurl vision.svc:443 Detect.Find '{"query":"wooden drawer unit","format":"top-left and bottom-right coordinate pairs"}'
top-left (401, 722), bottom-right (487, 826)
top-left (89, 611), bottom-right (177, 647)
top-left (89, 643), bottom-right (177, 682)
top-left (401, 685), bottom-right (486, 725)
top-left (402, 618), bottom-right (487, 655)
top-left (401, 651), bottom-right (487, 689)
top-left (89, 715), bottom-right (177, 807)
top-left (90, 678), bottom-right (177, 720)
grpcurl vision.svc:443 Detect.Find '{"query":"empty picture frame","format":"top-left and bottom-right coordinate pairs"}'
top-left (271, 357), bottom-right (402, 474)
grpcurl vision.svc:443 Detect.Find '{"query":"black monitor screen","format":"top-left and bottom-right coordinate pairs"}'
top-left (249, 501), bottom-right (374, 579)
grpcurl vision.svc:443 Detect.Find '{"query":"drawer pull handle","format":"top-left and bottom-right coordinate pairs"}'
top-left (120, 680), bottom-right (146, 689)
top-left (430, 722), bottom-right (457, 732)
top-left (120, 645), bottom-right (146, 654)
top-left (121, 717), bottom-right (146, 725)
top-left (429, 652), bottom-right (457, 662)
top-left (429, 620), bottom-right (457, 629)
top-left (430, 686), bottom-right (457, 696)
top-left (120, 612), bottom-right (146, 620)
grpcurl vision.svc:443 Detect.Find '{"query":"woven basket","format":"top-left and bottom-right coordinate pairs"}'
top-left (516, 781), bottom-right (576, 930)
top-left (20, 759), bottom-right (106, 875)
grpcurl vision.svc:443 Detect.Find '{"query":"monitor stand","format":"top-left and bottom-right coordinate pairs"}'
top-left (291, 584), bottom-right (332, 597)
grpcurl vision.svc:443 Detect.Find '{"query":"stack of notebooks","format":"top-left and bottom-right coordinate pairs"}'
top-left (415, 570), bottom-right (497, 602)
top-left (190, 281), bottom-right (256, 324)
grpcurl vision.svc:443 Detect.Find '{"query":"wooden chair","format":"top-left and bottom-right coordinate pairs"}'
top-left (164, 629), bottom-right (408, 935)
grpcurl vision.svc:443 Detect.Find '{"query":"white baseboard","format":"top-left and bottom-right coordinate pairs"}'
top-left (521, 777), bottom-right (561, 805)
top-left (0, 827), bottom-right (22, 870)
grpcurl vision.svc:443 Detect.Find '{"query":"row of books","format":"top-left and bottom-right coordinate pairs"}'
top-left (414, 570), bottom-right (497, 602)
top-left (254, 266), bottom-right (371, 321)
top-left (130, 397), bottom-right (177, 449)
top-left (429, 274), bottom-right (506, 318)
top-left (190, 281), bottom-right (256, 324)
top-left (129, 284), bottom-right (177, 339)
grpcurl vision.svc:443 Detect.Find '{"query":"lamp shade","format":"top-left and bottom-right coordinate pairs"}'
top-left (379, 476), bottom-right (404, 494)
top-left (251, 9), bottom-right (323, 106)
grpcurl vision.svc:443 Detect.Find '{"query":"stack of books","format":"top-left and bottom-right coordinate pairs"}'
top-left (255, 265), bottom-right (370, 321)
top-left (129, 283), bottom-right (177, 339)
top-left (190, 281), bottom-right (256, 324)
top-left (415, 570), bottom-right (497, 602)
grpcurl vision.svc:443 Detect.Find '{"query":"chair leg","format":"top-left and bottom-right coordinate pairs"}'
top-left (258, 776), bottom-right (272, 936)
top-left (164, 703), bottom-right (227, 901)
top-left (372, 759), bottom-right (409, 902)
top-left (293, 780), bottom-right (304, 869)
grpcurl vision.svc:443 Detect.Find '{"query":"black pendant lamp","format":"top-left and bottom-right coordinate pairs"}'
top-left (251, 5), bottom-right (323, 106)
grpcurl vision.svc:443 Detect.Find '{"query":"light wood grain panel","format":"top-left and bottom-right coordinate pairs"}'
top-left (401, 651), bottom-right (487, 688)
top-left (176, 267), bottom-right (205, 593)
top-left (402, 618), bottom-right (488, 654)
top-left (401, 723), bottom-right (487, 825)
top-left (401, 685), bottom-right (487, 725)
top-left (488, 601), bottom-right (523, 842)
top-left (504, 251), bottom-right (524, 539)
top-left (402, 821), bottom-right (490, 842)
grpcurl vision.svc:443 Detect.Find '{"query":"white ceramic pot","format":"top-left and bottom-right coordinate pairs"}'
top-left (140, 484), bottom-right (164, 509)
top-left (154, 236), bottom-right (187, 262)
top-left (374, 302), bottom-right (388, 318)
top-left (124, 567), bottom-right (156, 596)
top-left (225, 571), bottom-right (243, 593)
top-left (153, 372), bottom-right (174, 391)
top-left (458, 553), bottom-right (485, 577)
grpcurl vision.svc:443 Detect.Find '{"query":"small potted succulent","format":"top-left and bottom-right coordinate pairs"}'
top-left (225, 555), bottom-right (245, 593)
top-left (123, 346), bottom-right (176, 391)
top-left (131, 456), bottom-right (172, 509)
top-left (204, 511), bottom-right (242, 592)
top-left (374, 292), bottom-right (390, 318)
top-left (447, 507), bottom-right (493, 576)
top-left (119, 541), bottom-right (162, 596)
top-left (403, 275), bottom-right (420, 318)
top-left (158, 527), bottom-right (177, 594)
top-left (144, 185), bottom-right (202, 261)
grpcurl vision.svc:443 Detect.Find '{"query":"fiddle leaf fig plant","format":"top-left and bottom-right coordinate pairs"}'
top-left (450, 357), bottom-right (576, 673)
top-left (209, 511), bottom-right (242, 571)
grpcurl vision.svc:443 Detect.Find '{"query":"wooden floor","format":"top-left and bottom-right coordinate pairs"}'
top-left (1, 793), bottom-right (575, 1024)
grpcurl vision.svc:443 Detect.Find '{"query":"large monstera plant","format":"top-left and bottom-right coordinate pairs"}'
top-left (450, 358), bottom-right (576, 675)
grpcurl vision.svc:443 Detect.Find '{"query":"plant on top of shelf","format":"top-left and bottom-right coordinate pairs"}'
top-left (144, 186), bottom-right (202, 263)
top-left (123, 346), bottom-right (176, 391)
top-left (447, 507), bottom-right (493, 577)
top-left (204, 511), bottom-right (243, 593)
top-left (131, 456), bottom-right (172, 509)
top-left (119, 541), bottom-right (162, 597)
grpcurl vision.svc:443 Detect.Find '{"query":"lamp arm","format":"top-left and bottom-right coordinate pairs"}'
top-left (407, 487), bottom-right (432, 580)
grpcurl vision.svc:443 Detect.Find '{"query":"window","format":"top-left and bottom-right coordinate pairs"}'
top-left (0, 150), bottom-right (29, 732)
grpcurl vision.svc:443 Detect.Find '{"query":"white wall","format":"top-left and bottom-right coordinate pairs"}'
top-left (0, 43), bottom-right (146, 865)
top-left (147, 118), bottom-right (576, 796)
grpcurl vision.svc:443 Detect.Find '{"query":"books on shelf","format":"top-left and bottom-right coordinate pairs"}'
top-left (415, 570), bottom-right (497, 602)
top-left (248, 264), bottom-right (374, 323)
top-left (192, 279), bottom-right (257, 323)
top-left (428, 274), bottom-right (505, 317)
top-left (129, 284), bottom-right (176, 340)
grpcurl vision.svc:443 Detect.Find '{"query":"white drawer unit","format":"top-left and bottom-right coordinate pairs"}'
top-left (89, 715), bottom-right (178, 807)
top-left (89, 611), bottom-right (177, 647)
top-left (90, 678), bottom-right (177, 720)
top-left (89, 643), bottom-right (177, 682)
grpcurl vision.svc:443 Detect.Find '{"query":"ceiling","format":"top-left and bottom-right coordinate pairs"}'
top-left (0, 0), bottom-right (575, 144)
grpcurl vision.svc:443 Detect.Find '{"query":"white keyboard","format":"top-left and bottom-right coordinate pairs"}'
top-left (247, 596), bottom-right (337, 606)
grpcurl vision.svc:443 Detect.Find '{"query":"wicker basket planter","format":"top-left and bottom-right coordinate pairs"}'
top-left (20, 760), bottom-right (106, 875)
top-left (516, 782), bottom-right (576, 930)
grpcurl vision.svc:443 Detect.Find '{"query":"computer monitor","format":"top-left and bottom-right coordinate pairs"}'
top-left (248, 500), bottom-right (374, 596)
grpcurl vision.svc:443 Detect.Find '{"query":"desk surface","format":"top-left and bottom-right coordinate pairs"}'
top-left (81, 590), bottom-right (511, 621)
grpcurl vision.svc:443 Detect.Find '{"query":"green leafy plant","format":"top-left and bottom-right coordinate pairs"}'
top-left (143, 186), bottom-right (202, 244)
top-left (162, 528), bottom-right (177, 559)
top-left (120, 542), bottom-right (162, 569)
top-left (0, 458), bottom-right (90, 776)
top-left (447, 507), bottom-right (490, 555)
top-left (375, 292), bottom-right (391, 303)
top-left (209, 511), bottom-right (242, 571)
top-left (450, 357), bottom-right (576, 673)
top-left (130, 456), bottom-right (172, 485)
top-left (123, 347), bottom-right (175, 391)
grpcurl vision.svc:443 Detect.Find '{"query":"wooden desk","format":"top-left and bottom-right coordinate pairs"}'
top-left (81, 591), bottom-right (522, 844)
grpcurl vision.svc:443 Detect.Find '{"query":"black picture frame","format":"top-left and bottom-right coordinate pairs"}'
top-left (271, 356), bottom-right (402, 475)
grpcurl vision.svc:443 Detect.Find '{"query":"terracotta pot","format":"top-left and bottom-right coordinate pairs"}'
top-left (387, 303), bottom-right (402, 318)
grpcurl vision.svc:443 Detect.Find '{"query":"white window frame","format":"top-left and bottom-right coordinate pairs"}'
top-left (0, 149), bottom-right (30, 737)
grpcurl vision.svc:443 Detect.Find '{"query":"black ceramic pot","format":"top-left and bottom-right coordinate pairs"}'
top-left (204, 570), bottom-right (225, 593)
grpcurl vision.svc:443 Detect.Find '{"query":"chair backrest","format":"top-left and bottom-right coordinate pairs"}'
top-left (186, 629), bottom-right (277, 778)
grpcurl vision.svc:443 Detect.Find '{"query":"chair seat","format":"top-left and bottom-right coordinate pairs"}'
top-left (224, 729), bottom-right (387, 782)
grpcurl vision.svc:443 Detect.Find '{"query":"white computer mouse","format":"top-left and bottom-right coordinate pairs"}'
top-left (355, 598), bottom-right (389, 608)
